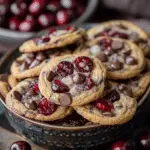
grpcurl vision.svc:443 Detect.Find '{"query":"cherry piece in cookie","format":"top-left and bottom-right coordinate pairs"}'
top-left (57, 61), bottom-right (74, 77)
top-left (95, 99), bottom-right (113, 112)
top-left (74, 56), bottom-right (93, 72)
top-left (38, 98), bottom-right (56, 116)
top-left (52, 80), bottom-right (69, 93)
top-left (10, 141), bottom-right (31, 150)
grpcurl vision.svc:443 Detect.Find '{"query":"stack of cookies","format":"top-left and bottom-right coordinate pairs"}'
top-left (1, 20), bottom-right (150, 126)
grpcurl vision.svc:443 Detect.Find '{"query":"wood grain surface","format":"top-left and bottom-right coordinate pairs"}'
top-left (0, 127), bottom-right (46, 150)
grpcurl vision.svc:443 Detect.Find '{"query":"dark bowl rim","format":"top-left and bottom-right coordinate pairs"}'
top-left (0, 30), bottom-right (150, 131)
top-left (0, 0), bottom-right (99, 40)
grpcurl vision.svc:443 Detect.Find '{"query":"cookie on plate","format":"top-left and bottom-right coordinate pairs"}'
top-left (6, 78), bottom-right (73, 121)
top-left (8, 74), bottom-right (19, 88)
top-left (113, 59), bottom-right (150, 99)
top-left (77, 37), bottom-right (146, 80)
top-left (0, 81), bottom-right (10, 99)
top-left (39, 55), bottom-right (106, 106)
top-left (19, 27), bottom-right (86, 53)
top-left (74, 85), bottom-right (137, 125)
top-left (11, 52), bottom-right (50, 79)
top-left (87, 20), bottom-right (150, 56)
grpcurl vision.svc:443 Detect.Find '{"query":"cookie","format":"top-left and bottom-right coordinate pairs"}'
top-left (6, 78), bottom-right (73, 121)
top-left (87, 20), bottom-right (150, 56)
top-left (77, 37), bottom-right (146, 80)
top-left (11, 52), bottom-right (49, 79)
top-left (113, 59), bottom-right (150, 99)
top-left (74, 89), bottom-right (137, 125)
top-left (0, 81), bottom-right (10, 99)
top-left (39, 55), bottom-right (106, 106)
top-left (19, 27), bottom-right (86, 53)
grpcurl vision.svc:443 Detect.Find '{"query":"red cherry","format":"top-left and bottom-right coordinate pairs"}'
top-left (57, 61), bottom-right (74, 77)
top-left (9, 17), bottom-right (20, 30)
top-left (74, 56), bottom-right (93, 73)
top-left (95, 99), bottom-right (113, 112)
top-left (77, 6), bottom-right (85, 16)
top-left (0, 0), bottom-right (12, 4)
top-left (60, 0), bottom-right (76, 9)
top-left (110, 32), bottom-right (129, 39)
top-left (52, 80), bottom-right (69, 93)
top-left (46, 0), bottom-right (61, 13)
top-left (0, 4), bottom-right (9, 15)
top-left (10, 141), bottom-right (31, 150)
top-left (0, 15), bottom-right (5, 26)
top-left (111, 140), bottom-right (131, 150)
top-left (38, 13), bottom-right (54, 28)
top-left (19, 20), bottom-right (35, 32)
top-left (138, 131), bottom-right (150, 149)
top-left (66, 8), bottom-right (76, 21)
top-left (96, 28), bottom-right (111, 37)
top-left (56, 9), bottom-right (69, 25)
top-left (38, 98), bottom-right (56, 115)
top-left (32, 83), bottom-right (40, 93)
top-left (29, 0), bottom-right (47, 16)
top-left (85, 77), bottom-right (95, 90)
top-left (99, 38), bottom-right (113, 49)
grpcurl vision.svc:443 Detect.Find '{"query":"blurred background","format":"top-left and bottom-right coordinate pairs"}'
top-left (0, 0), bottom-right (150, 54)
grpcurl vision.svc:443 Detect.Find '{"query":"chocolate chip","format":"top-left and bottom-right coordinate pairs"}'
top-left (59, 93), bottom-right (72, 106)
top-left (130, 32), bottom-right (139, 42)
top-left (123, 50), bottom-right (131, 55)
top-left (20, 61), bottom-right (29, 71)
top-left (98, 52), bottom-right (108, 62)
top-left (123, 89), bottom-right (133, 97)
top-left (36, 52), bottom-right (46, 61)
top-left (25, 56), bottom-right (34, 65)
top-left (29, 101), bottom-right (37, 110)
top-left (125, 56), bottom-right (137, 65)
top-left (110, 61), bottom-right (123, 70)
top-left (118, 84), bottom-right (133, 97)
top-left (26, 89), bottom-right (36, 96)
top-left (13, 91), bottom-right (22, 101)
top-left (118, 84), bottom-right (127, 92)
top-left (29, 59), bottom-right (41, 69)
top-left (112, 40), bottom-right (123, 50)
top-left (0, 74), bottom-right (8, 82)
top-left (73, 73), bottom-right (86, 84)
top-left (104, 90), bottom-right (120, 103)
top-left (16, 60), bottom-right (23, 66)
top-left (104, 50), bottom-right (113, 56)
top-left (47, 71), bottom-right (56, 82)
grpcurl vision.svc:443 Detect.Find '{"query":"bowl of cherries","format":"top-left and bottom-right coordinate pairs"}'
top-left (0, 0), bottom-right (98, 41)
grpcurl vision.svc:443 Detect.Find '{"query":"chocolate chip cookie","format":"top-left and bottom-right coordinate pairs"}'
top-left (6, 78), bottom-right (73, 121)
top-left (87, 20), bottom-right (150, 56)
top-left (0, 81), bottom-right (10, 99)
top-left (77, 37), bottom-right (146, 80)
top-left (19, 27), bottom-right (86, 53)
top-left (114, 59), bottom-right (150, 99)
top-left (74, 90), bottom-right (137, 125)
top-left (39, 55), bottom-right (106, 106)
top-left (11, 52), bottom-right (49, 79)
